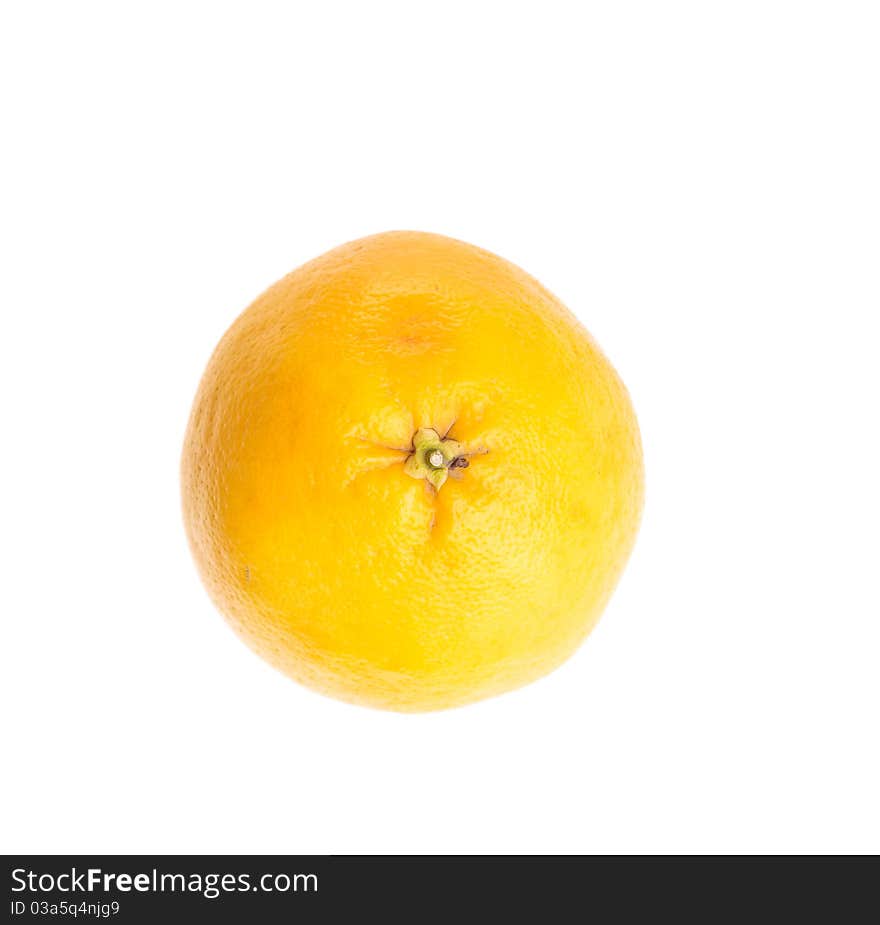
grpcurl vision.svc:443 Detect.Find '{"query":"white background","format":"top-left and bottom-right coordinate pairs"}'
top-left (2, 2), bottom-right (878, 854)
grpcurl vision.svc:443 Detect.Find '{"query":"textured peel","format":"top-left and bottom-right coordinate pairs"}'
top-left (181, 231), bottom-right (644, 711)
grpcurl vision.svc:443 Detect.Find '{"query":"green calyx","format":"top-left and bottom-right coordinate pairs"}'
top-left (404, 427), bottom-right (464, 491)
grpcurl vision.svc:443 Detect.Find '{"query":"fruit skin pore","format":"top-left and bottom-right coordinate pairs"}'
top-left (181, 231), bottom-right (644, 712)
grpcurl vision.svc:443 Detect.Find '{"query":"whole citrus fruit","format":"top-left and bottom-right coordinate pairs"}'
top-left (181, 231), bottom-right (643, 711)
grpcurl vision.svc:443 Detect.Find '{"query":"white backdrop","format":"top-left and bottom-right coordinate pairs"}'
top-left (2, 2), bottom-right (878, 854)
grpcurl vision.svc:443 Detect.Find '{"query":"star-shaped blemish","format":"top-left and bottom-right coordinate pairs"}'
top-left (404, 427), bottom-right (468, 491)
